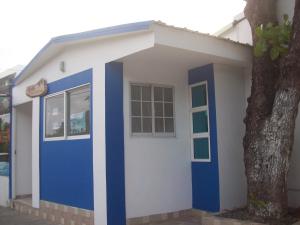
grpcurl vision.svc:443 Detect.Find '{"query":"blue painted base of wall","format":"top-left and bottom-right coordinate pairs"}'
top-left (189, 64), bottom-right (220, 212)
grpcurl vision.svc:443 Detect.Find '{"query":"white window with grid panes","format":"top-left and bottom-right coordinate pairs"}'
top-left (130, 84), bottom-right (175, 136)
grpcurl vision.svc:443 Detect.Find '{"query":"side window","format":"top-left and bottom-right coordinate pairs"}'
top-left (190, 82), bottom-right (210, 161)
top-left (44, 84), bottom-right (91, 140)
top-left (130, 84), bottom-right (175, 136)
top-left (67, 86), bottom-right (90, 136)
top-left (45, 94), bottom-right (65, 138)
top-left (0, 96), bottom-right (10, 176)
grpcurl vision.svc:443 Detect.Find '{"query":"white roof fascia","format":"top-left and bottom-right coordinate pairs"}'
top-left (152, 22), bottom-right (252, 67)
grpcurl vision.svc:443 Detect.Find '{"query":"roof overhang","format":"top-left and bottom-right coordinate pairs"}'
top-left (14, 21), bottom-right (154, 85)
top-left (15, 20), bottom-right (252, 85)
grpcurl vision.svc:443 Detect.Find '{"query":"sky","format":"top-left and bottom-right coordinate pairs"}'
top-left (0, 0), bottom-right (246, 72)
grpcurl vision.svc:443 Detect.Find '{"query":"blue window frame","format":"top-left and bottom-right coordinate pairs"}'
top-left (190, 81), bottom-right (211, 162)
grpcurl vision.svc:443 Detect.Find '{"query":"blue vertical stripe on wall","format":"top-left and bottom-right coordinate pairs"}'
top-left (40, 69), bottom-right (94, 210)
top-left (189, 64), bottom-right (220, 212)
top-left (105, 62), bottom-right (126, 225)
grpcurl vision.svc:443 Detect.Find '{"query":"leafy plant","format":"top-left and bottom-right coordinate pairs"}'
top-left (254, 14), bottom-right (292, 60)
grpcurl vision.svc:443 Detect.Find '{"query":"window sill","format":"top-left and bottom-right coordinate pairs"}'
top-left (192, 158), bottom-right (211, 163)
top-left (44, 134), bottom-right (91, 142)
top-left (131, 133), bottom-right (176, 138)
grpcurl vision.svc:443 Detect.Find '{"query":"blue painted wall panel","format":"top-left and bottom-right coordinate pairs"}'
top-left (105, 62), bottom-right (126, 225)
top-left (40, 69), bottom-right (94, 210)
top-left (189, 64), bottom-right (220, 212)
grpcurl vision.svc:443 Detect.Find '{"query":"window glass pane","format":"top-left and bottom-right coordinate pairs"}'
top-left (131, 85), bottom-right (141, 100)
top-left (0, 161), bottom-right (9, 176)
top-left (194, 138), bottom-right (209, 160)
top-left (132, 117), bottom-right (141, 133)
top-left (0, 110), bottom-right (10, 176)
top-left (142, 102), bottom-right (152, 117)
top-left (155, 118), bottom-right (164, 132)
top-left (142, 86), bottom-right (151, 101)
top-left (192, 111), bottom-right (208, 133)
top-left (165, 118), bottom-right (174, 133)
top-left (164, 103), bottom-right (173, 117)
top-left (0, 97), bottom-right (10, 114)
top-left (154, 102), bottom-right (163, 117)
top-left (131, 101), bottom-right (141, 116)
top-left (192, 84), bottom-right (207, 108)
top-left (164, 88), bottom-right (173, 102)
top-left (154, 87), bottom-right (163, 101)
top-left (142, 118), bottom-right (152, 133)
top-left (0, 113), bottom-right (10, 159)
top-left (45, 94), bottom-right (64, 138)
top-left (68, 86), bottom-right (90, 136)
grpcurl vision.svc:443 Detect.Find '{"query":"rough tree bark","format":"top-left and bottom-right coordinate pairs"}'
top-left (244, 0), bottom-right (300, 218)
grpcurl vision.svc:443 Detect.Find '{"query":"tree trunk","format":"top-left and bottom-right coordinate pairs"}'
top-left (244, 0), bottom-right (300, 218)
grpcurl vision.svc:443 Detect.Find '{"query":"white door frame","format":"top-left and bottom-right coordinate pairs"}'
top-left (11, 98), bottom-right (40, 208)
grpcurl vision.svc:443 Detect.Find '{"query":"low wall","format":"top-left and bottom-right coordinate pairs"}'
top-left (13, 199), bottom-right (94, 225)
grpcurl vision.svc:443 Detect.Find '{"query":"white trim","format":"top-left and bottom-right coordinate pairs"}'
top-left (92, 65), bottom-right (107, 225)
top-left (63, 92), bottom-right (67, 140)
top-left (189, 81), bottom-right (211, 162)
top-left (43, 83), bottom-right (91, 142)
top-left (11, 106), bottom-right (16, 199)
top-left (66, 134), bottom-right (91, 140)
top-left (32, 97), bottom-right (40, 208)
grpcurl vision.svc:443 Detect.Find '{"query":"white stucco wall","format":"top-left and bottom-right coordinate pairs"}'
top-left (220, 19), bottom-right (252, 45)
top-left (0, 176), bottom-right (9, 206)
top-left (277, 0), bottom-right (295, 22)
top-left (15, 102), bottom-right (32, 196)
top-left (123, 58), bottom-right (192, 218)
top-left (214, 64), bottom-right (247, 211)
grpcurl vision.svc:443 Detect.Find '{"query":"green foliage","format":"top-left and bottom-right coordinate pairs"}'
top-left (254, 15), bottom-right (292, 60)
top-left (249, 193), bottom-right (267, 209)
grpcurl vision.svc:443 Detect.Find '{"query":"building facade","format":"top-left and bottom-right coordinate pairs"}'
top-left (9, 21), bottom-right (253, 225)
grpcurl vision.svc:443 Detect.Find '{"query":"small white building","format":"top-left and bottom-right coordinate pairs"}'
top-left (215, 0), bottom-right (296, 46)
top-left (9, 21), bottom-right (253, 225)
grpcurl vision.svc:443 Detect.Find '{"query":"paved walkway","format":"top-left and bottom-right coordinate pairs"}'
top-left (0, 206), bottom-right (55, 225)
top-left (146, 216), bottom-right (202, 225)
top-left (0, 206), bottom-right (201, 225)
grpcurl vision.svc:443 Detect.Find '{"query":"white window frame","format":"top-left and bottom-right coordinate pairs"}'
top-left (44, 83), bottom-right (91, 141)
top-left (189, 81), bottom-right (211, 162)
top-left (129, 82), bottom-right (176, 137)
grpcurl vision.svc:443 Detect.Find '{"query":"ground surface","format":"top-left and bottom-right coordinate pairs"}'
top-left (0, 206), bottom-right (201, 225)
top-left (220, 208), bottom-right (299, 225)
top-left (0, 206), bottom-right (54, 225)
top-left (147, 216), bottom-right (201, 225)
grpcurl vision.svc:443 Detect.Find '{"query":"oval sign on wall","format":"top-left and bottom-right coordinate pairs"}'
top-left (26, 79), bottom-right (48, 97)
